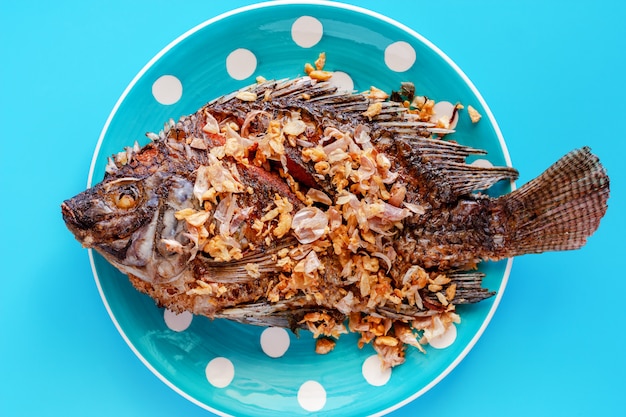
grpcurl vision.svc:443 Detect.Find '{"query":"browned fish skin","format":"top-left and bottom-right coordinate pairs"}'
top-left (61, 77), bottom-right (609, 367)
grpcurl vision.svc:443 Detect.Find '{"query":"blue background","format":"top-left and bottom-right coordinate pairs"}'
top-left (1, 1), bottom-right (624, 416)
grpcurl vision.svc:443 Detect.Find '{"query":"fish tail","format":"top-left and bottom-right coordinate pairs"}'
top-left (500, 147), bottom-right (609, 255)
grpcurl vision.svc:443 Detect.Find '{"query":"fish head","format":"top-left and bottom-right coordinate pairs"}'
top-left (62, 173), bottom-right (195, 284)
top-left (62, 176), bottom-right (155, 243)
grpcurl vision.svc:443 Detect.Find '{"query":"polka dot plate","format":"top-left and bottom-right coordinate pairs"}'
top-left (88, 1), bottom-right (513, 416)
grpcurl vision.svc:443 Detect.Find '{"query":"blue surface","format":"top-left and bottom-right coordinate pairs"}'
top-left (1, 1), bottom-right (625, 416)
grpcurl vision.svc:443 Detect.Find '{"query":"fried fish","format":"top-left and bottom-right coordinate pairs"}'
top-left (61, 77), bottom-right (609, 367)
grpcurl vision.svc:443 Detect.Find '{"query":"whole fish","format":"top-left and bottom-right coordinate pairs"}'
top-left (61, 77), bottom-right (609, 367)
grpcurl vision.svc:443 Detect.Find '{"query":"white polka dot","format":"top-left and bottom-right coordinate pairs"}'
top-left (328, 71), bottom-right (354, 92)
top-left (384, 41), bottom-right (416, 72)
top-left (260, 327), bottom-right (291, 358)
top-left (428, 323), bottom-right (457, 349)
top-left (471, 159), bottom-right (494, 168)
top-left (291, 16), bottom-right (324, 48)
top-left (152, 75), bottom-right (183, 105)
top-left (362, 354), bottom-right (392, 386)
top-left (226, 48), bottom-right (257, 80)
top-left (431, 101), bottom-right (459, 129)
top-left (205, 357), bottom-right (235, 388)
top-left (297, 380), bottom-right (326, 412)
top-left (163, 309), bottom-right (193, 332)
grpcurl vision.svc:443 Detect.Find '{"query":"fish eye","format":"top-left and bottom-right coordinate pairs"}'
top-left (116, 193), bottom-right (136, 209)
top-left (113, 184), bottom-right (140, 209)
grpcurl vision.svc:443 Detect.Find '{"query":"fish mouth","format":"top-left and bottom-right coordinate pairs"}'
top-left (61, 200), bottom-right (81, 233)
top-left (61, 200), bottom-right (76, 225)
top-left (61, 199), bottom-right (93, 246)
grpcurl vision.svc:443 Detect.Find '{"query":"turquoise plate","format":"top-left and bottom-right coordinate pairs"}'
top-left (88, 1), bottom-right (513, 416)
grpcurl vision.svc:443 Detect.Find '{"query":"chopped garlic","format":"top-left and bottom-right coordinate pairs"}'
top-left (362, 102), bottom-right (383, 120)
top-left (315, 338), bottom-right (336, 354)
top-left (161, 239), bottom-right (184, 254)
top-left (291, 207), bottom-right (328, 244)
top-left (309, 70), bottom-right (333, 81)
top-left (314, 52), bottom-right (326, 71)
top-left (202, 111), bottom-right (220, 134)
top-left (467, 105), bottom-right (482, 123)
top-left (244, 263), bottom-right (261, 279)
top-left (235, 91), bottom-right (258, 102)
top-left (364, 86), bottom-right (389, 100)
top-left (283, 119), bottom-right (307, 136)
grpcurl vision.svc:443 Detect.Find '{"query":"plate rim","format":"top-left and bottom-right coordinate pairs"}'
top-left (86, 1), bottom-right (515, 416)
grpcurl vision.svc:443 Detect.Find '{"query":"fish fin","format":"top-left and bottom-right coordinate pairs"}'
top-left (260, 78), bottom-right (446, 130)
top-left (213, 77), bottom-right (349, 105)
top-left (416, 271), bottom-right (497, 308)
top-left (447, 272), bottom-right (496, 304)
top-left (216, 77), bottom-right (411, 123)
top-left (377, 271), bottom-right (495, 320)
top-left (216, 299), bottom-right (307, 329)
top-left (217, 300), bottom-right (343, 333)
top-left (417, 146), bottom-right (519, 196)
top-left (305, 80), bottom-right (521, 197)
top-left (215, 77), bottom-right (519, 198)
top-left (194, 242), bottom-right (295, 283)
top-left (501, 147), bottom-right (609, 255)
top-left (378, 134), bottom-right (519, 201)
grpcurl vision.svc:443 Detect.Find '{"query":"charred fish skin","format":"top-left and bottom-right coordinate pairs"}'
top-left (62, 76), bottom-right (609, 367)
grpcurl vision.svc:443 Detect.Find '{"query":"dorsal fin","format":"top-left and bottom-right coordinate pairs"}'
top-left (208, 76), bottom-right (519, 202)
